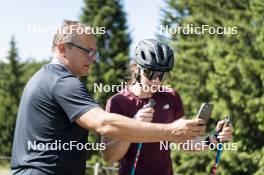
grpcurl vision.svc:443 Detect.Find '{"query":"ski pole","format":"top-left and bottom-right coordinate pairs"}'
top-left (131, 99), bottom-right (155, 175)
top-left (210, 116), bottom-right (232, 175)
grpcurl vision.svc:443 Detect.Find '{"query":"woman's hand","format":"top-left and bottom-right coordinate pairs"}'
top-left (215, 120), bottom-right (233, 142)
top-left (133, 107), bottom-right (154, 122)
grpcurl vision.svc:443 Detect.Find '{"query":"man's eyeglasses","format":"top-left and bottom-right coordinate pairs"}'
top-left (141, 67), bottom-right (169, 81)
top-left (67, 42), bottom-right (99, 59)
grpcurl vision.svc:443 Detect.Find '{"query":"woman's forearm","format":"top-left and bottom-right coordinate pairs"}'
top-left (101, 139), bottom-right (131, 164)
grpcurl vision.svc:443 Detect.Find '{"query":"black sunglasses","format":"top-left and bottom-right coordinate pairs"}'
top-left (67, 42), bottom-right (99, 59)
top-left (141, 67), bottom-right (169, 81)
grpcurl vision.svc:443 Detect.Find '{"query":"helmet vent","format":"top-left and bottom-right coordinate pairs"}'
top-left (157, 45), bottom-right (164, 61)
top-left (141, 51), bottom-right (146, 60)
top-left (150, 51), bottom-right (156, 60)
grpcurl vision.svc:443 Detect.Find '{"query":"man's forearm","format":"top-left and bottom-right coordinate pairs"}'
top-left (76, 108), bottom-right (173, 142)
top-left (98, 112), bottom-right (172, 142)
top-left (76, 108), bottom-right (203, 143)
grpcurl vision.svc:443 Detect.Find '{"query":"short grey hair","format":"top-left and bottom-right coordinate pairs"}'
top-left (52, 20), bottom-right (89, 52)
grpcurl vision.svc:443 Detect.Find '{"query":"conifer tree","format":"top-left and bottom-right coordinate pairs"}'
top-left (0, 37), bottom-right (23, 156)
top-left (161, 0), bottom-right (264, 174)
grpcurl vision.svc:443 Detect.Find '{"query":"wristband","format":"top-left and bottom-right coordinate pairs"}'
top-left (205, 136), bottom-right (211, 146)
top-left (212, 130), bottom-right (220, 143)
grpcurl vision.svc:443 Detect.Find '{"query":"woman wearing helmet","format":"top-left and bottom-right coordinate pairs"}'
top-left (101, 39), bottom-right (232, 175)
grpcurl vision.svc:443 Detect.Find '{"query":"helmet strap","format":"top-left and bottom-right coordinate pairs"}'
top-left (136, 68), bottom-right (142, 87)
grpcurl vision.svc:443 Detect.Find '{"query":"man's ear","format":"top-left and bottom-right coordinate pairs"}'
top-left (57, 42), bottom-right (66, 55)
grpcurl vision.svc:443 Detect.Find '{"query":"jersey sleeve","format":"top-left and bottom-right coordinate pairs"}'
top-left (53, 76), bottom-right (100, 122)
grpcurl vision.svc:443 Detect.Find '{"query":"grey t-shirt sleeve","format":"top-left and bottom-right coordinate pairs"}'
top-left (53, 76), bottom-right (100, 122)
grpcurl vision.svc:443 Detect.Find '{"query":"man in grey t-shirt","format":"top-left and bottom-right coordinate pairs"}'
top-left (12, 62), bottom-right (99, 175)
top-left (11, 20), bottom-right (207, 175)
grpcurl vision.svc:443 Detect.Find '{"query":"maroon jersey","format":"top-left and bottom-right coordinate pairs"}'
top-left (105, 88), bottom-right (184, 175)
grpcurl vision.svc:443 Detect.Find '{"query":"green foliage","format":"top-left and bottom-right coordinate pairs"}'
top-left (0, 37), bottom-right (23, 156)
top-left (80, 0), bottom-right (131, 106)
top-left (0, 37), bottom-right (47, 156)
top-left (161, 0), bottom-right (264, 174)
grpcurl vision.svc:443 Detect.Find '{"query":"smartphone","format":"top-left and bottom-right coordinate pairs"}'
top-left (196, 103), bottom-right (214, 124)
